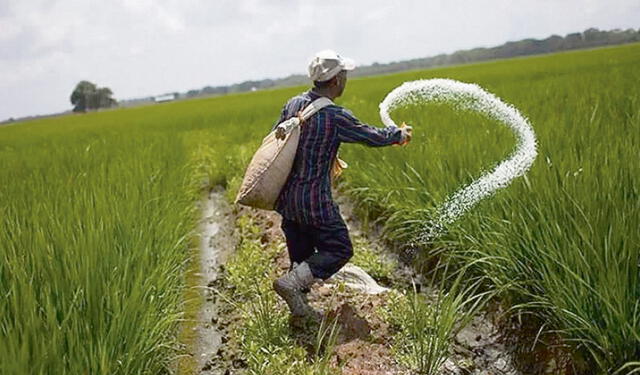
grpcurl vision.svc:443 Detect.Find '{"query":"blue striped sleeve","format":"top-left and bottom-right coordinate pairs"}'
top-left (335, 108), bottom-right (402, 147)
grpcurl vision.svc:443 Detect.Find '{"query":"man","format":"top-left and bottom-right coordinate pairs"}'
top-left (272, 50), bottom-right (412, 320)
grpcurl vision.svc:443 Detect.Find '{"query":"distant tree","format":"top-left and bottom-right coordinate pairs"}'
top-left (70, 81), bottom-right (117, 112)
top-left (70, 81), bottom-right (95, 112)
top-left (95, 87), bottom-right (116, 108)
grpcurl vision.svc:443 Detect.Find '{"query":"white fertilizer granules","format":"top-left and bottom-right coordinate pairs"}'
top-left (379, 79), bottom-right (538, 243)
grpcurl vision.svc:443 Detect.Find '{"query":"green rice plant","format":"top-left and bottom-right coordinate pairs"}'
top-left (0, 132), bottom-right (196, 374)
top-left (615, 361), bottom-right (640, 375)
top-left (384, 264), bottom-right (491, 374)
top-left (239, 291), bottom-right (293, 362)
top-left (312, 314), bottom-right (341, 375)
top-left (225, 218), bottom-right (275, 299)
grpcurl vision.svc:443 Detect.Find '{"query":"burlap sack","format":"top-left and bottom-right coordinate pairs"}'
top-left (235, 97), bottom-right (333, 210)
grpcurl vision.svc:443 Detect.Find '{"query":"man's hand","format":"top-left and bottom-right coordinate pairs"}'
top-left (398, 122), bottom-right (413, 146)
top-left (275, 111), bottom-right (304, 140)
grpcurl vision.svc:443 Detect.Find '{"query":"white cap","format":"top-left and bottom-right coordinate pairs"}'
top-left (308, 50), bottom-right (356, 82)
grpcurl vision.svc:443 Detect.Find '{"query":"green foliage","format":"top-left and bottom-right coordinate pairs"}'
top-left (0, 81), bottom-right (298, 374)
top-left (0, 129), bottom-right (194, 374)
top-left (339, 44), bottom-right (640, 371)
top-left (0, 129), bottom-right (337, 372)
top-left (1, 43), bottom-right (638, 373)
top-left (70, 80), bottom-right (117, 112)
top-left (382, 267), bottom-right (490, 374)
top-left (225, 215), bottom-right (278, 299)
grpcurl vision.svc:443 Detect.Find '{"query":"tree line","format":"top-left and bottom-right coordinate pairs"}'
top-left (178, 27), bottom-right (640, 99)
top-left (110, 27), bottom-right (640, 109)
top-left (353, 27), bottom-right (640, 77)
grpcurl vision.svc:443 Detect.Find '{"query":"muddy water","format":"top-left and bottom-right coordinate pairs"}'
top-left (195, 188), bottom-right (236, 375)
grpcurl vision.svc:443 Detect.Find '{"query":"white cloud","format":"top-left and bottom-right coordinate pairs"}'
top-left (0, 0), bottom-right (638, 120)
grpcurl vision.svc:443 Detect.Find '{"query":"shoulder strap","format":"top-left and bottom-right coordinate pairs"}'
top-left (272, 97), bottom-right (334, 139)
top-left (300, 97), bottom-right (333, 121)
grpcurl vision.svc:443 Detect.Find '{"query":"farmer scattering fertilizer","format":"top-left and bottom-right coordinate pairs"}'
top-left (238, 51), bottom-right (538, 326)
top-left (268, 50), bottom-right (413, 323)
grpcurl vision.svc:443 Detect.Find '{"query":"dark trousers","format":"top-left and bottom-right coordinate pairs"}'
top-left (280, 216), bottom-right (353, 280)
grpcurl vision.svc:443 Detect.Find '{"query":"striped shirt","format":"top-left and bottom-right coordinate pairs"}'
top-left (272, 90), bottom-right (403, 225)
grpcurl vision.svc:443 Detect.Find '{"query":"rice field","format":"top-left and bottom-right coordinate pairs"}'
top-left (1, 43), bottom-right (638, 374)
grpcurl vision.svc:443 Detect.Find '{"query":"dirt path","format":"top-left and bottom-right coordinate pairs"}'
top-left (194, 188), bottom-right (236, 375)
top-left (191, 189), bottom-right (542, 374)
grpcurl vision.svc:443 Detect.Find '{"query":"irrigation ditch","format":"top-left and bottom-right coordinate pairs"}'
top-left (185, 187), bottom-right (237, 374)
top-left (185, 186), bottom-right (574, 374)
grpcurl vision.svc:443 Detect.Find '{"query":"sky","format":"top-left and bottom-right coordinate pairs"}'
top-left (0, 0), bottom-right (638, 120)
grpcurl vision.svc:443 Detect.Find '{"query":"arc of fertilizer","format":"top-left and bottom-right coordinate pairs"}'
top-left (379, 79), bottom-right (538, 244)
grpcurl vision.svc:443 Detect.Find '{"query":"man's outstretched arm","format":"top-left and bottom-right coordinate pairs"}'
top-left (335, 108), bottom-right (408, 147)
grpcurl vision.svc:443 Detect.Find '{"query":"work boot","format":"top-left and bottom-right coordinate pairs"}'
top-left (273, 262), bottom-right (322, 318)
top-left (290, 261), bottom-right (311, 294)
